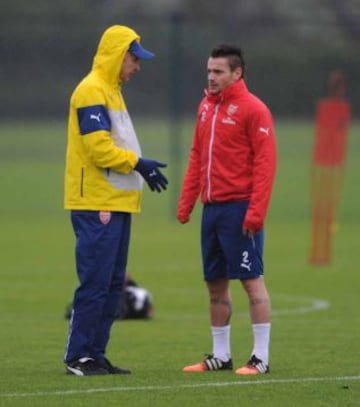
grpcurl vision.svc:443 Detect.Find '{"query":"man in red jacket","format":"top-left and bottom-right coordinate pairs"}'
top-left (177, 44), bottom-right (277, 375)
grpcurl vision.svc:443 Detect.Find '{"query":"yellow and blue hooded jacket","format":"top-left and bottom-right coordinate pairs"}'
top-left (64, 25), bottom-right (146, 213)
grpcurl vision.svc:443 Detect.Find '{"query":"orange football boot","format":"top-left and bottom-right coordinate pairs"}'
top-left (183, 354), bottom-right (233, 372)
top-left (235, 355), bottom-right (269, 375)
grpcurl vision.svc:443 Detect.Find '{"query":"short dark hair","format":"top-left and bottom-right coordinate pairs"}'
top-left (211, 44), bottom-right (245, 77)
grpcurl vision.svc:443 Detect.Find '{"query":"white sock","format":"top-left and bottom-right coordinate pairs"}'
top-left (251, 323), bottom-right (271, 364)
top-left (212, 325), bottom-right (231, 362)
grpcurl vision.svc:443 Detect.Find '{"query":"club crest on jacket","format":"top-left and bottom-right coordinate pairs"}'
top-left (99, 211), bottom-right (111, 224)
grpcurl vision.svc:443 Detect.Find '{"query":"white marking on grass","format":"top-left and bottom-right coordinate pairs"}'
top-left (271, 294), bottom-right (330, 316)
top-left (1, 375), bottom-right (359, 398)
top-left (162, 294), bottom-right (330, 321)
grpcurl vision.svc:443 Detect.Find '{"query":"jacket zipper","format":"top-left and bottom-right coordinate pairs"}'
top-left (207, 103), bottom-right (220, 202)
top-left (80, 168), bottom-right (84, 197)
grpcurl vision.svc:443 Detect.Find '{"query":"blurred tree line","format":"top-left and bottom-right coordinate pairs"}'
top-left (1, 0), bottom-right (359, 119)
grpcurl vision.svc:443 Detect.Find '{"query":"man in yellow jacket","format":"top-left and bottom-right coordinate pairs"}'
top-left (64, 25), bottom-right (167, 376)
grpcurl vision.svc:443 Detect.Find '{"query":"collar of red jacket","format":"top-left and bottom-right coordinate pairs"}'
top-left (205, 79), bottom-right (247, 103)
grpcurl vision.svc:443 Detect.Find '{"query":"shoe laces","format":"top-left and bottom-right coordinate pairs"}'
top-left (248, 355), bottom-right (262, 366)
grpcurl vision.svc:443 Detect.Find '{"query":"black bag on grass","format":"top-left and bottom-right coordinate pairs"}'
top-left (64, 277), bottom-right (153, 320)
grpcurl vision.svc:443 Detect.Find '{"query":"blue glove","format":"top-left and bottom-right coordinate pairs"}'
top-left (134, 158), bottom-right (168, 193)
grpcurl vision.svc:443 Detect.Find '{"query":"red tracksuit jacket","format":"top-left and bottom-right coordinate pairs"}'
top-left (177, 79), bottom-right (277, 232)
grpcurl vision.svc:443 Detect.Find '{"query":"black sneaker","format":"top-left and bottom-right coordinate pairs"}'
top-left (96, 358), bottom-right (131, 374)
top-left (66, 358), bottom-right (109, 376)
top-left (182, 354), bottom-right (233, 372)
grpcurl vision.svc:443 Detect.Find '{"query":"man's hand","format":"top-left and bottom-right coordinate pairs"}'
top-left (242, 226), bottom-right (254, 238)
top-left (134, 158), bottom-right (168, 192)
top-left (176, 213), bottom-right (190, 224)
top-left (243, 216), bottom-right (262, 238)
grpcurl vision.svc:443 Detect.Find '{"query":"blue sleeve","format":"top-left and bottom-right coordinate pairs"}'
top-left (77, 105), bottom-right (111, 135)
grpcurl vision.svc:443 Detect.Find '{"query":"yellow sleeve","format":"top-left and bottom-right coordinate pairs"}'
top-left (73, 82), bottom-right (139, 174)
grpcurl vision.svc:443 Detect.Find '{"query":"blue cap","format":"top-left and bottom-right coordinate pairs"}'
top-left (129, 40), bottom-right (154, 60)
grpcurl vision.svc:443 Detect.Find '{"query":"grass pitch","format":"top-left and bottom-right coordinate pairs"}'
top-left (0, 118), bottom-right (359, 406)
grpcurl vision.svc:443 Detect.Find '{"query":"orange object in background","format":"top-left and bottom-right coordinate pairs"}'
top-left (310, 71), bottom-right (351, 265)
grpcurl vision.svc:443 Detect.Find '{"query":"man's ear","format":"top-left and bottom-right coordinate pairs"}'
top-left (234, 66), bottom-right (242, 80)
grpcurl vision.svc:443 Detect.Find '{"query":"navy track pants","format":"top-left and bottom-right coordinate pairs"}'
top-left (64, 210), bottom-right (130, 363)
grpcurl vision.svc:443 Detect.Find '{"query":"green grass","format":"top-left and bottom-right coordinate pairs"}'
top-left (0, 118), bottom-right (359, 406)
